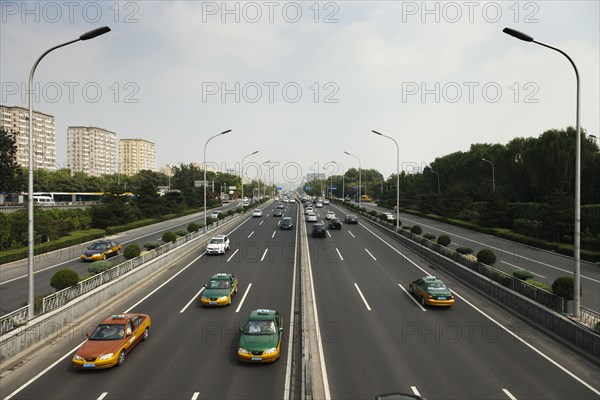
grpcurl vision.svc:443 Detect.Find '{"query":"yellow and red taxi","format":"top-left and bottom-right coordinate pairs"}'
top-left (200, 273), bottom-right (238, 306)
top-left (409, 276), bottom-right (455, 307)
top-left (72, 313), bottom-right (151, 369)
top-left (81, 240), bottom-right (122, 261)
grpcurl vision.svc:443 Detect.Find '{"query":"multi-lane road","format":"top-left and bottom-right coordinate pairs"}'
top-left (1, 199), bottom-right (598, 399)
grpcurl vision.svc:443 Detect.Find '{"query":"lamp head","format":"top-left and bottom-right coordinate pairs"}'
top-left (372, 130), bottom-right (383, 136)
top-left (502, 27), bottom-right (534, 42)
top-left (80, 26), bottom-right (111, 41)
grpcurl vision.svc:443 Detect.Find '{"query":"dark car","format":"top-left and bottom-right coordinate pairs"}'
top-left (345, 214), bottom-right (358, 224)
top-left (312, 223), bottom-right (326, 238)
top-left (329, 218), bottom-right (342, 229)
top-left (280, 217), bottom-right (294, 230)
top-left (273, 209), bottom-right (283, 217)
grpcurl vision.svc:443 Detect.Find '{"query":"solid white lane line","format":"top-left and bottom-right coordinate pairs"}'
top-left (411, 386), bottom-right (422, 396)
top-left (261, 248), bottom-right (269, 261)
top-left (259, 221), bottom-right (264, 226)
top-left (97, 393), bottom-right (108, 400)
top-left (398, 284), bottom-right (426, 312)
top-left (235, 283), bottom-right (252, 313)
top-left (354, 283), bottom-right (372, 311)
top-left (348, 231), bottom-right (355, 238)
top-left (272, 231), bottom-right (276, 238)
top-left (180, 287), bottom-right (205, 313)
top-left (327, 231), bottom-right (331, 238)
top-left (226, 249), bottom-right (239, 262)
top-left (502, 389), bottom-right (518, 400)
top-left (501, 260), bottom-right (546, 278)
top-left (451, 290), bottom-right (600, 397)
top-left (248, 231), bottom-right (254, 238)
top-left (365, 248), bottom-right (377, 261)
top-left (336, 248), bottom-right (344, 261)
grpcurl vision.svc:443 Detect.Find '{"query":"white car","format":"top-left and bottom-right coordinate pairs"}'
top-left (315, 202), bottom-right (323, 208)
top-left (323, 199), bottom-right (330, 205)
top-left (252, 209), bottom-right (263, 217)
top-left (325, 211), bottom-right (335, 220)
top-left (307, 212), bottom-right (318, 222)
top-left (206, 235), bottom-right (230, 255)
top-left (383, 212), bottom-right (395, 222)
top-left (209, 211), bottom-right (220, 219)
top-left (305, 206), bottom-right (314, 215)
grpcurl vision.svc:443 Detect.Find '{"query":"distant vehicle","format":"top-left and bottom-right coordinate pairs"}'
top-left (237, 309), bottom-right (283, 363)
top-left (409, 276), bottom-right (455, 307)
top-left (345, 214), bottom-right (358, 224)
top-left (81, 240), bottom-right (122, 261)
top-left (323, 199), bottom-right (330, 205)
top-left (242, 198), bottom-right (251, 206)
top-left (32, 195), bottom-right (55, 206)
top-left (307, 213), bottom-right (318, 222)
top-left (329, 218), bottom-right (342, 229)
top-left (305, 206), bottom-right (314, 215)
top-left (200, 273), bottom-right (238, 306)
top-left (276, 203), bottom-right (285, 209)
top-left (280, 217), bottom-right (294, 230)
top-left (252, 209), bottom-right (263, 217)
top-left (361, 194), bottom-right (373, 202)
top-left (325, 211), bottom-right (335, 220)
top-left (315, 201), bottom-right (323, 208)
top-left (383, 212), bottom-right (395, 222)
top-left (312, 223), bottom-right (326, 237)
top-left (72, 313), bottom-right (151, 369)
top-left (209, 211), bottom-right (220, 219)
top-left (272, 209), bottom-right (283, 217)
top-left (206, 235), bottom-right (230, 255)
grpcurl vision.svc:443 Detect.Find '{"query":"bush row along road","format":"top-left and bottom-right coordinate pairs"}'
top-left (1, 200), bottom-right (598, 399)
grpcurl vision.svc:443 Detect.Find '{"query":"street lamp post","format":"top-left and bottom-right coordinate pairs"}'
top-left (430, 169), bottom-right (440, 194)
top-left (203, 130), bottom-right (231, 227)
top-left (259, 160), bottom-right (270, 199)
top-left (344, 151), bottom-right (361, 205)
top-left (330, 161), bottom-right (345, 200)
top-left (240, 150), bottom-right (258, 204)
top-left (503, 27), bottom-right (582, 317)
top-left (481, 158), bottom-right (495, 193)
top-left (27, 26), bottom-right (111, 320)
top-left (372, 130), bottom-right (400, 231)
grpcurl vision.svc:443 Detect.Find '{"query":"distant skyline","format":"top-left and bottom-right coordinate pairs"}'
top-left (2, 1), bottom-right (598, 189)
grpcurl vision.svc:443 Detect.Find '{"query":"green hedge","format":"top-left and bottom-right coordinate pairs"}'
top-left (87, 260), bottom-right (113, 274)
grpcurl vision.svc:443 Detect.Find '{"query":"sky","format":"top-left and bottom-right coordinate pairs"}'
top-left (1, 1), bottom-right (599, 190)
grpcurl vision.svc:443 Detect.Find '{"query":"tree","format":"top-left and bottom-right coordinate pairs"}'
top-left (0, 128), bottom-right (24, 194)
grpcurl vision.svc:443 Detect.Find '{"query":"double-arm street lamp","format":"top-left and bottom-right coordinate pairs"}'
top-left (344, 151), bottom-right (362, 205)
top-left (481, 158), bottom-right (496, 193)
top-left (372, 130), bottom-right (400, 231)
top-left (203, 130), bottom-right (231, 227)
top-left (27, 26), bottom-right (111, 320)
top-left (503, 27), bottom-right (582, 317)
top-left (241, 150), bottom-right (258, 204)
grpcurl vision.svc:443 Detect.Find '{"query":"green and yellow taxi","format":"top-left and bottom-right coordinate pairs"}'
top-left (237, 309), bottom-right (283, 363)
top-left (200, 273), bottom-right (238, 306)
top-left (409, 276), bottom-right (455, 307)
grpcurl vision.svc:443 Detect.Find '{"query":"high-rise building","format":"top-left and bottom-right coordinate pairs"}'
top-left (119, 138), bottom-right (156, 176)
top-left (0, 105), bottom-right (56, 170)
top-left (67, 126), bottom-right (117, 176)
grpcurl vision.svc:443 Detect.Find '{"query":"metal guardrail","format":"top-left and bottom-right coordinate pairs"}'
top-left (580, 306), bottom-right (600, 332)
top-left (0, 212), bottom-right (242, 334)
top-left (0, 306), bottom-right (29, 335)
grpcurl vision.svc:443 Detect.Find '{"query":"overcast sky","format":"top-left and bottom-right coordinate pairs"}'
top-left (1, 1), bottom-right (598, 189)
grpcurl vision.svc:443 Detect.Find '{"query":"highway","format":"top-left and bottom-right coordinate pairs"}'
top-left (0, 202), bottom-right (242, 316)
top-left (359, 202), bottom-right (600, 312)
top-left (1, 199), bottom-right (598, 400)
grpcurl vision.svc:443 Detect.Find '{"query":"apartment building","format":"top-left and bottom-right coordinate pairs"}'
top-left (119, 138), bottom-right (156, 176)
top-left (0, 105), bottom-right (56, 170)
top-left (67, 126), bottom-right (117, 176)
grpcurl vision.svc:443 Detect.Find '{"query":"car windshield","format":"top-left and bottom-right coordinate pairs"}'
top-left (88, 243), bottom-right (109, 250)
top-left (210, 238), bottom-right (223, 244)
top-left (89, 324), bottom-right (125, 340)
top-left (427, 283), bottom-right (448, 290)
top-left (243, 320), bottom-right (276, 335)
top-left (283, 218), bottom-right (291, 223)
top-left (207, 280), bottom-right (230, 289)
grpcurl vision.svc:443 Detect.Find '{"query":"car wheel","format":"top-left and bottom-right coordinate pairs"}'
top-left (235, 285), bottom-right (238, 294)
top-left (102, 254), bottom-right (107, 260)
top-left (409, 285), bottom-right (414, 294)
top-left (117, 350), bottom-right (125, 366)
top-left (142, 327), bottom-right (149, 341)
top-left (421, 296), bottom-right (426, 307)
top-left (228, 297), bottom-right (231, 305)
top-left (117, 248), bottom-right (123, 256)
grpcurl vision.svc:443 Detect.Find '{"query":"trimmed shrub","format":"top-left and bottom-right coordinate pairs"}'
top-left (423, 233), bottom-right (436, 241)
top-left (227, 209), bottom-right (235, 216)
top-left (369, 210), bottom-right (378, 217)
top-left (359, 207), bottom-right (367, 213)
top-left (526, 280), bottom-right (553, 292)
top-left (124, 243), bottom-right (141, 259)
top-left (87, 260), bottom-right (113, 274)
top-left (456, 246), bottom-right (473, 254)
top-left (437, 234), bottom-right (451, 246)
top-left (206, 217), bottom-right (215, 225)
top-left (477, 248), bottom-right (497, 265)
top-left (552, 276), bottom-right (574, 300)
top-left (187, 222), bottom-right (200, 233)
top-left (174, 229), bottom-right (188, 237)
top-left (236, 207), bottom-right (243, 213)
top-left (143, 241), bottom-right (161, 250)
top-left (162, 231), bottom-right (177, 243)
top-left (411, 225), bottom-right (423, 235)
top-left (50, 268), bottom-right (79, 291)
top-left (513, 269), bottom-right (534, 280)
